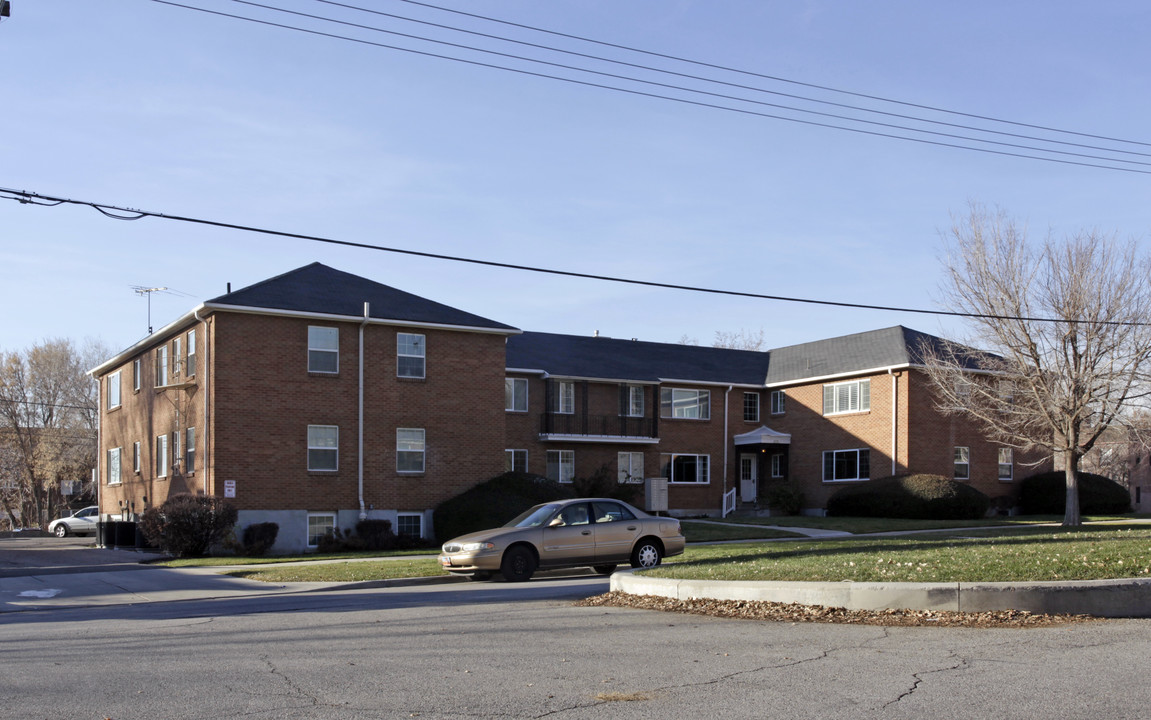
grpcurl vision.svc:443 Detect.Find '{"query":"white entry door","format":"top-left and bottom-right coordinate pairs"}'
top-left (739, 454), bottom-right (758, 502)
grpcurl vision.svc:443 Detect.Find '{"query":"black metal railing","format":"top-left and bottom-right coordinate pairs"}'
top-left (539, 413), bottom-right (656, 438)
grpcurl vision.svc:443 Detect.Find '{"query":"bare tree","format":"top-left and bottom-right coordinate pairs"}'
top-left (922, 204), bottom-right (1151, 526)
top-left (713, 328), bottom-right (766, 351)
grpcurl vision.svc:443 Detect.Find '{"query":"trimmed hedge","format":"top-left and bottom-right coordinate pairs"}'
top-left (241, 522), bottom-right (279, 556)
top-left (826, 474), bottom-right (991, 520)
top-left (432, 472), bottom-right (576, 542)
top-left (140, 494), bottom-right (238, 557)
top-left (1018, 471), bottom-right (1132, 515)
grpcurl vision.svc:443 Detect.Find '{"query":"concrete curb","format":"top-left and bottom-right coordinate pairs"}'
top-left (611, 570), bottom-right (1151, 618)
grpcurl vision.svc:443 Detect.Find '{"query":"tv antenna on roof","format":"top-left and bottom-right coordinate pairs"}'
top-left (132, 286), bottom-right (168, 334)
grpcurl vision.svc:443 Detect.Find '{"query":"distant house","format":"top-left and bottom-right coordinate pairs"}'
top-left (91, 264), bottom-right (1045, 551)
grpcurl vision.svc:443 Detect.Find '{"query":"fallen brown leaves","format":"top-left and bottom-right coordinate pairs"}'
top-left (576, 592), bottom-right (1096, 628)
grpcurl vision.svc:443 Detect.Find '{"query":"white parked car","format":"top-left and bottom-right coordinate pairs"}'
top-left (48, 506), bottom-right (99, 537)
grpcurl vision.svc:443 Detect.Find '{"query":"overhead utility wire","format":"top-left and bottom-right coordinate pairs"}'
top-left (301, 0), bottom-right (1151, 160)
top-left (149, 1), bottom-right (1151, 175)
top-left (387, 0), bottom-right (1151, 150)
top-left (3, 186), bottom-right (1147, 327)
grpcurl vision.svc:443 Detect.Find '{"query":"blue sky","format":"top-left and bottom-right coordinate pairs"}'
top-left (3, 1), bottom-right (1149, 357)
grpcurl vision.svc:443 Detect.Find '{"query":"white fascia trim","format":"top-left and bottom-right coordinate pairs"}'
top-left (535, 374), bottom-right (660, 385)
top-left (202, 302), bottom-right (521, 337)
top-left (765, 364), bottom-right (912, 389)
top-left (88, 307), bottom-right (204, 377)
top-left (538, 434), bottom-right (661, 445)
top-left (658, 378), bottom-right (764, 390)
top-left (506, 367), bottom-right (549, 377)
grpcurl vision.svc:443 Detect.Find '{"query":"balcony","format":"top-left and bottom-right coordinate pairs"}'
top-left (538, 413), bottom-right (658, 443)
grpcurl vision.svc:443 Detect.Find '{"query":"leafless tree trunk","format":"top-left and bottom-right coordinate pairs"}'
top-left (922, 204), bottom-right (1151, 526)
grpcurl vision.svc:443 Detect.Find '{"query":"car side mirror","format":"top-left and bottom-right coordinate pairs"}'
top-left (548, 517), bottom-right (565, 528)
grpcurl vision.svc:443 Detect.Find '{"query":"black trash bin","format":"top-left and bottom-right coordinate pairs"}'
top-left (115, 520), bottom-right (137, 548)
top-left (97, 519), bottom-right (109, 548)
top-left (104, 520), bottom-right (119, 549)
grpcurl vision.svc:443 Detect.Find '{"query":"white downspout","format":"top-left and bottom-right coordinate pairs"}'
top-left (723, 385), bottom-right (732, 510)
top-left (889, 369), bottom-right (898, 476)
top-left (358, 303), bottom-right (370, 520)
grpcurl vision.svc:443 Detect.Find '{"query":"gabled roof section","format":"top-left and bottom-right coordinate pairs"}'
top-left (507, 332), bottom-right (770, 385)
top-left (206, 263), bottom-right (517, 332)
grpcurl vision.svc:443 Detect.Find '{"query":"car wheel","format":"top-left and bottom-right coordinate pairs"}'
top-left (54, 524), bottom-right (69, 538)
top-left (592, 564), bottom-right (617, 576)
top-left (630, 539), bottom-right (662, 569)
top-left (500, 546), bottom-right (536, 582)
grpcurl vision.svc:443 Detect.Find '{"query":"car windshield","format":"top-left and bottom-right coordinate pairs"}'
top-left (503, 503), bottom-right (562, 529)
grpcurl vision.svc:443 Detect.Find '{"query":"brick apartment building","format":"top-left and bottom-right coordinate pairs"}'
top-left (91, 263), bottom-right (1044, 552)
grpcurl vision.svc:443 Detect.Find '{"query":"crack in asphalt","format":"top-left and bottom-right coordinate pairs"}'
top-left (884, 651), bottom-right (970, 708)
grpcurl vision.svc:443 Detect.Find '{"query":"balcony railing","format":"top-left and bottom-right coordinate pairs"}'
top-left (539, 413), bottom-right (656, 439)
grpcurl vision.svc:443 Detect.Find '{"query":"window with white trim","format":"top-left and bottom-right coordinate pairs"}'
top-left (770, 390), bottom-right (786, 415)
top-left (308, 326), bottom-right (339, 374)
top-left (133, 441), bottom-right (141, 473)
top-left (505, 377), bottom-right (528, 412)
top-left (107, 447), bottom-right (122, 485)
top-left (186, 427), bottom-right (195, 473)
top-left (505, 449), bottom-right (528, 473)
top-left (660, 388), bottom-right (711, 420)
top-left (186, 329), bottom-right (197, 377)
top-left (396, 514), bottom-right (423, 538)
top-left (133, 359), bottom-right (141, 391)
top-left (397, 428), bottom-right (425, 473)
top-left (172, 337), bottom-right (182, 377)
top-left (308, 425), bottom-right (338, 471)
top-left (618, 452), bottom-right (644, 484)
top-left (397, 333), bottom-right (426, 378)
top-left (661, 453), bottom-right (710, 484)
top-left (823, 448), bottom-right (870, 482)
top-left (954, 446), bottom-right (970, 480)
top-left (107, 371), bottom-right (121, 410)
top-left (998, 448), bottom-right (1013, 481)
top-left (743, 392), bottom-right (760, 422)
top-left (155, 434), bottom-right (168, 478)
top-left (155, 345), bottom-right (169, 387)
top-left (307, 513), bottom-right (335, 548)
top-left (823, 379), bottom-right (870, 415)
top-left (171, 431), bottom-right (180, 470)
top-left (546, 450), bottom-right (575, 483)
top-left (623, 385), bottom-right (645, 417)
top-left (771, 453), bottom-right (784, 478)
top-left (551, 381), bottom-right (574, 414)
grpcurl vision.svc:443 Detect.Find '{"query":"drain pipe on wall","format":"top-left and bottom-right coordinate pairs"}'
top-left (723, 385), bottom-right (732, 499)
top-left (889, 369), bottom-right (898, 476)
top-left (358, 303), bottom-right (370, 520)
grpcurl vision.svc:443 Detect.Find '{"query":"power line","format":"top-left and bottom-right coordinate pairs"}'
top-left (3, 185), bottom-right (1148, 327)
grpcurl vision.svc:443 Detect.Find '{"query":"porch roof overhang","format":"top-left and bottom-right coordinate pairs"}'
top-left (734, 426), bottom-right (792, 446)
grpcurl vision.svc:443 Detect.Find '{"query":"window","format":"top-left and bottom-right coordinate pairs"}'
top-left (618, 452), bottom-right (644, 484)
top-left (623, 385), bottom-right (645, 417)
top-left (397, 333), bottom-right (425, 378)
top-left (133, 359), bottom-right (141, 391)
top-left (307, 425), bottom-right (338, 471)
top-left (505, 378), bottom-right (528, 412)
top-left (133, 441), bottom-right (141, 473)
top-left (172, 337), bottom-right (182, 377)
top-left (823, 379), bottom-right (870, 415)
top-left (546, 450), bottom-right (575, 483)
top-left (823, 449), bottom-right (870, 482)
top-left (998, 448), bottom-right (1013, 481)
top-left (660, 388), bottom-right (711, 420)
top-left (551, 381), bottom-right (574, 414)
top-left (107, 371), bottom-right (121, 410)
top-left (107, 447), bottom-right (122, 485)
top-left (661, 453), bottom-right (710, 484)
top-left (396, 514), bottom-right (423, 538)
top-left (155, 434), bottom-right (168, 478)
top-left (171, 430), bottom-right (180, 469)
top-left (186, 329), bottom-right (197, 377)
top-left (505, 449), bottom-right (528, 473)
top-left (308, 326), bottom-right (339, 374)
top-left (186, 427), bottom-right (195, 473)
top-left (954, 447), bottom-right (970, 480)
top-left (155, 345), bottom-right (169, 387)
top-left (771, 453), bottom-right (784, 478)
top-left (397, 428), bottom-right (425, 473)
top-left (743, 392), bottom-right (760, 422)
top-left (307, 513), bottom-right (335, 548)
top-left (770, 390), bottom-right (786, 415)
top-left (593, 501), bottom-right (636, 524)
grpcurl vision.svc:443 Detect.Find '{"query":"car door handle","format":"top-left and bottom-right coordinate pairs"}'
top-left (627, 526), bottom-right (637, 531)
top-left (581, 530), bottom-right (591, 535)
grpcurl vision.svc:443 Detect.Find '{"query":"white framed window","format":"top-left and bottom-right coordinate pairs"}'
top-left (954, 446), bottom-right (970, 480)
top-left (770, 390), bottom-right (786, 415)
top-left (546, 450), bottom-right (575, 483)
top-left (397, 333), bottom-right (426, 378)
top-left (307, 513), bottom-right (335, 548)
top-left (308, 326), bottom-right (339, 374)
top-left (308, 425), bottom-right (339, 471)
top-left (186, 329), bottom-right (197, 377)
top-left (771, 453), bottom-right (784, 478)
top-left (107, 371), bottom-right (121, 410)
top-left (823, 379), bottom-right (870, 415)
top-left (172, 337), bottom-right (182, 377)
top-left (823, 448), bottom-right (870, 482)
top-left (618, 452), bottom-right (644, 484)
top-left (155, 345), bottom-right (169, 387)
top-left (107, 447), bottom-right (122, 485)
top-left (397, 428), bottom-right (425, 473)
top-left (186, 427), bottom-right (195, 473)
top-left (505, 449), bottom-right (528, 473)
top-left (551, 381), bottom-right (574, 414)
top-left (155, 434), bottom-right (168, 478)
top-left (133, 441), bottom-right (141, 473)
top-left (396, 513), bottom-right (423, 538)
top-left (624, 385), bottom-right (645, 417)
top-left (998, 448), bottom-right (1013, 481)
top-left (743, 392), bottom-right (760, 422)
top-left (660, 388), bottom-right (711, 420)
top-left (661, 453), bottom-right (710, 484)
top-left (171, 430), bottom-right (180, 469)
top-left (133, 359), bottom-right (141, 391)
top-left (505, 377), bottom-right (528, 412)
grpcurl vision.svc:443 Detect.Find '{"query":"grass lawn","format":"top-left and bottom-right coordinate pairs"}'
top-left (710, 515), bottom-right (1070, 535)
top-left (680, 521), bottom-right (802, 542)
top-left (225, 557), bottom-right (445, 583)
top-left (156, 548), bottom-right (435, 568)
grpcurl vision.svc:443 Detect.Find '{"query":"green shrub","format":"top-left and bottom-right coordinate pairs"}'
top-left (1019, 471), bottom-right (1132, 515)
top-left (433, 471), bottom-right (576, 542)
top-left (762, 482), bottom-right (804, 515)
top-left (241, 522), bottom-right (279, 556)
top-left (826, 474), bottom-right (991, 520)
top-left (140, 494), bottom-right (238, 557)
top-left (355, 519), bottom-right (395, 551)
top-left (571, 464), bottom-right (642, 505)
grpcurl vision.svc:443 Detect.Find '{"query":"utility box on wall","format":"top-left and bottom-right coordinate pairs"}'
top-left (644, 477), bottom-right (668, 513)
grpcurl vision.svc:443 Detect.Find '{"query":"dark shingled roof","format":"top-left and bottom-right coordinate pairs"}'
top-left (206, 263), bottom-right (517, 332)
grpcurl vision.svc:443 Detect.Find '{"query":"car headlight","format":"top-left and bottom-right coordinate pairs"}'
top-left (458, 541), bottom-right (496, 552)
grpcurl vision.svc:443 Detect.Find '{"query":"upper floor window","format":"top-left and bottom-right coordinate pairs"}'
top-left (307, 425), bottom-right (338, 471)
top-left (770, 390), bottom-right (786, 415)
top-left (743, 392), bottom-right (760, 422)
top-left (107, 447), bottom-right (122, 485)
top-left (622, 385), bottom-right (645, 417)
top-left (998, 448), bottom-right (1013, 481)
top-left (133, 441), bottom-right (141, 473)
top-left (660, 388), bottom-right (710, 420)
top-left (186, 427), bottom-right (196, 473)
top-left (107, 371), bottom-right (121, 410)
top-left (186, 329), bottom-right (197, 377)
top-left (397, 428), bottom-right (425, 473)
top-left (155, 345), bottom-right (169, 387)
top-left (397, 333), bottom-right (426, 378)
top-left (954, 446), bottom-right (970, 480)
top-left (823, 448), bottom-right (869, 482)
top-left (551, 381), bottom-right (574, 414)
top-left (823, 379), bottom-right (870, 415)
top-left (133, 359), bottom-right (141, 391)
top-left (155, 434), bottom-right (169, 478)
top-left (172, 337), bottom-right (182, 377)
top-left (308, 326), bottom-right (339, 374)
top-left (505, 378), bottom-right (528, 412)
